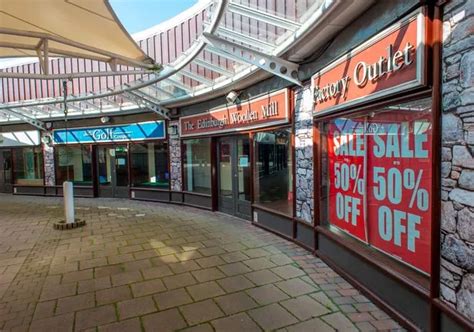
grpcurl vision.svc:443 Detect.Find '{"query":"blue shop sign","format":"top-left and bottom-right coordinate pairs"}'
top-left (53, 121), bottom-right (166, 144)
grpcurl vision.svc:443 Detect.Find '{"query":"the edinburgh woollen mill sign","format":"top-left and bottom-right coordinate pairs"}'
top-left (311, 9), bottom-right (426, 116)
top-left (179, 89), bottom-right (290, 137)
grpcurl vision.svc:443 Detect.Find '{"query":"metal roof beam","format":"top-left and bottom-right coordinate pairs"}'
top-left (164, 78), bottom-right (192, 93)
top-left (150, 105), bottom-right (171, 120)
top-left (203, 32), bottom-right (302, 86)
top-left (227, 2), bottom-right (300, 31)
top-left (123, 91), bottom-right (155, 109)
top-left (1, 108), bottom-right (46, 130)
top-left (180, 70), bottom-right (213, 86)
top-left (125, 86), bottom-right (162, 106)
top-left (146, 84), bottom-right (175, 98)
top-left (216, 26), bottom-right (275, 51)
top-left (205, 45), bottom-right (247, 64)
top-left (122, 91), bottom-right (170, 120)
top-left (76, 98), bottom-right (101, 111)
top-left (0, 69), bottom-right (155, 80)
top-left (193, 58), bottom-right (234, 77)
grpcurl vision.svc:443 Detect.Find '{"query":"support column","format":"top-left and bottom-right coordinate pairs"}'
top-left (169, 120), bottom-right (182, 191)
top-left (440, 0), bottom-right (474, 321)
top-left (42, 132), bottom-right (55, 186)
top-left (294, 84), bottom-right (314, 223)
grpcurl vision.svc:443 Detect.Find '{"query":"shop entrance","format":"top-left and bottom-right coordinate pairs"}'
top-left (217, 136), bottom-right (251, 220)
top-left (0, 150), bottom-right (12, 193)
top-left (97, 145), bottom-right (129, 198)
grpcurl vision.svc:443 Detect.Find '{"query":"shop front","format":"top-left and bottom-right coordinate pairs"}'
top-left (0, 130), bottom-right (42, 194)
top-left (52, 120), bottom-right (167, 198)
top-left (179, 89), bottom-right (292, 221)
top-left (312, 9), bottom-right (439, 330)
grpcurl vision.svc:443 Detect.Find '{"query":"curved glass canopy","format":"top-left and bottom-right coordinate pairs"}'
top-left (0, 0), bottom-right (348, 127)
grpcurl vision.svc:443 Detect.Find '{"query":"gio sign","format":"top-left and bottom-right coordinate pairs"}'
top-left (312, 8), bottom-right (426, 115)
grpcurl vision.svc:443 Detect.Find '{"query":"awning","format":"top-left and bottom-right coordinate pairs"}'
top-left (0, 0), bottom-right (154, 70)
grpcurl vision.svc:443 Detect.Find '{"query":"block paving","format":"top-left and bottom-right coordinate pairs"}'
top-left (0, 194), bottom-right (404, 331)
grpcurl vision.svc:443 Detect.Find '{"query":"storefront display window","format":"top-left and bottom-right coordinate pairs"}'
top-left (183, 138), bottom-right (211, 194)
top-left (254, 128), bottom-right (293, 215)
top-left (55, 146), bottom-right (92, 185)
top-left (319, 98), bottom-right (433, 274)
top-left (12, 147), bottom-right (44, 186)
top-left (131, 142), bottom-right (169, 188)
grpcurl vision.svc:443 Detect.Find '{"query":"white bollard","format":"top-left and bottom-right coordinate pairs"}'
top-left (63, 181), bottom-right (75, 224)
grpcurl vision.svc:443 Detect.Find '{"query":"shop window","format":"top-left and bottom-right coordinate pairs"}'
top-left (131, 142), bottom-right (169, 188)
top-left (55, 146), bottom-right (92, 185)
top-left (319, 98), bottom-right (433, 275)
top-left (12, 147), bottom-right (44, 186)
top-left (183, 138), bottom-right (212, 194)
top-left (254, 128), bottom-right (293, 215)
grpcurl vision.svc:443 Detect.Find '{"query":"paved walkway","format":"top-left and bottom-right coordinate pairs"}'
top-left (0, 194), bottom-right (403, 331)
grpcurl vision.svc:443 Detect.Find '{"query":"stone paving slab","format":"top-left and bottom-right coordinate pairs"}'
top-left (0, 194), bottom-right (405, 331)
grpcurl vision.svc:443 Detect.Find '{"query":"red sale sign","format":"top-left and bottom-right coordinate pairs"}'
top-left (327, 120), bottom-right (367, 242)
top-left (326, 108), bottom-right (432, 275)
top-left (366, 111), bottom-right (432, 274)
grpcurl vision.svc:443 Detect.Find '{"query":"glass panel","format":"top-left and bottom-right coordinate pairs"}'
top-left (231, 0), bottom-right (325, 23)
top-left (183, 138), bottom-right (211, 194)
top-left (55, 146), bottom-right (92, 185)
top-left (219, 139), bottom-right (233, 198)
top-left (98, 147), bottom-right (112, 186)
top-left (237, 137), bottom-right (251, 202)
top-left (115, 146), bottom-right (128, 187)
top-left (254, 128), bottom-right (293, 215)
top-left (12, 147), bottom-right (44, 186)
top-left (130, 142), bottom-right (169, 188)
top-left (320, 98), bottom-right (433, 275)
top-left (2, 151), bottom-right (12, 183)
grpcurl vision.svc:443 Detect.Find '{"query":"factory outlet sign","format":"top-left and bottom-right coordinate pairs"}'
top-left (179, 89), bottom-right (290, 137)
top-left (312, 9), bottom-right (426, 115)
top-left (0, 130), bottom-right (40, 147)
top-left (53, 121), bottom-right (166, 144)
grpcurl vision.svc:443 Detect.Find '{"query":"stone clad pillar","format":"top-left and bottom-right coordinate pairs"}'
top-left (440, 0), bottom-right (474, 321)
top-left (294, 85), bottom-right (314, 223)
top-left (42, 132), bottom-right (55, 187)
top-left (169, 120), bottom-right (182, 192)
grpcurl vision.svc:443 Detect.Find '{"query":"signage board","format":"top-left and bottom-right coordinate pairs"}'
top-left (179, 89), bottom-right (290, 137)
top-left (0, 130), bottom-right (40, 147)
top-left (312, 9), bottom-right (426, 116)
top-left (53, 121), bottom-right (166, 144)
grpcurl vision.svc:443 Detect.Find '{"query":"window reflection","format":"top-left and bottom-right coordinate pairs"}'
top-left (183, 138), bottom-right (212, 194)
top-left (131, 142), bottom-right (169, 188)
top-left (55, 146), bottom-right (92, 185)
top-left (13, 147), bottom-right (44, 186)
top-left (254, 128), bottom-right (293, 215)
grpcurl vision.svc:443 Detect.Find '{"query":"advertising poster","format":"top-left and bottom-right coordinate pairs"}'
top-left (366, 112), bottom-right (432, 274)
top-left (327, 118), bottom-right (367, 242)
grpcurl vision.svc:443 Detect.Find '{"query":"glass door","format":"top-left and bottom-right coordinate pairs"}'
top-left (97, 145), bottom-right (129, 198)
top-left (217, 136), bottom-right (251, 219)
top-left (0, 150), bottom-right (12, 193)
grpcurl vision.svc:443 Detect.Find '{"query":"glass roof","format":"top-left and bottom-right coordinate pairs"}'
top-left (0, 0), bottom-right (333, 126)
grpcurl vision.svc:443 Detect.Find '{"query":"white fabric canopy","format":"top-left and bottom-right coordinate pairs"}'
top-left (0, 0), bottom-right (153, 68)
